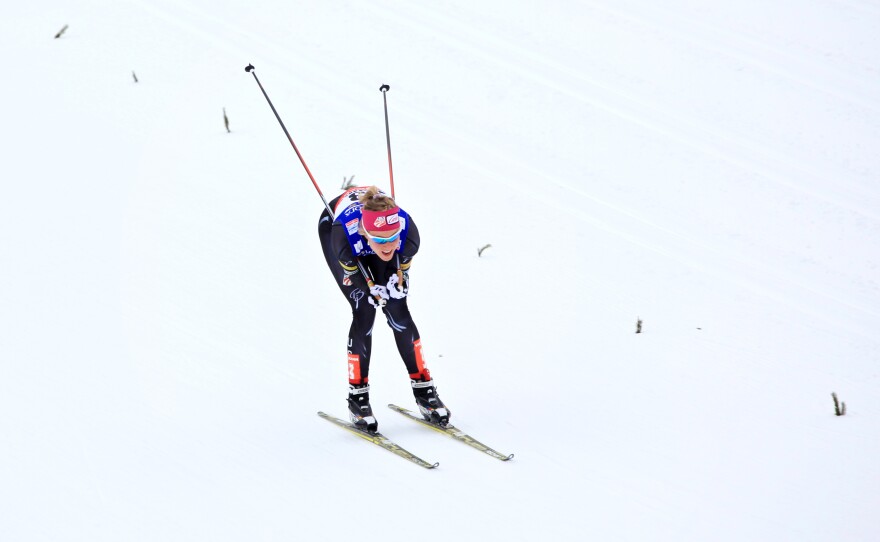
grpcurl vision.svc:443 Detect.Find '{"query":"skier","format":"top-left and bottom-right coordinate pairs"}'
top-left (318, 185), bottom-right (450, 433)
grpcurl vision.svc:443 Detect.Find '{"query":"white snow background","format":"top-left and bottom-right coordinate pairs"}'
top-left (2, 1), bottom-right (879, 540)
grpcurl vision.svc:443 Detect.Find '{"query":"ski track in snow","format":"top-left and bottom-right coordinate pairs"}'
top-left (350, 2), bottom-right (880, 341)
top-left (387, 1), bottom-right (880, 211)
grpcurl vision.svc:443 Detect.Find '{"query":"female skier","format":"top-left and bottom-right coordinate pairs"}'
top-left (318, 185), bottom-right (450, 433)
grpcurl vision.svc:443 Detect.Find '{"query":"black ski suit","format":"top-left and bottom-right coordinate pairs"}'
top-left (317, 194), bottom-right (428, 385)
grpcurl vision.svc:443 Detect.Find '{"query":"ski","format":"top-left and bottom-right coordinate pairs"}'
top-left (317, 411), bottom-right (439, 469)
top-left (387, 404), bottom-right (514, 461)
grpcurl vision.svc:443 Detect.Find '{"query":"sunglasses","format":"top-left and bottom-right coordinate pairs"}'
top-left (362, 228), bottom-right (401, 245)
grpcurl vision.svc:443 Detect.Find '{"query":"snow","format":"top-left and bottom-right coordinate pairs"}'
top-left (2, 1), bottom-right (879, 540)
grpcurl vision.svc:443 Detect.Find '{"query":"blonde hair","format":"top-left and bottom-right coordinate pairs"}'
top-left (358, 185), bottom-right (397, 212)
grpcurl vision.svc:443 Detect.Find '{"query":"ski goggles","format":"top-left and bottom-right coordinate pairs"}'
top-left (362, 228), bottom-right (401, 245)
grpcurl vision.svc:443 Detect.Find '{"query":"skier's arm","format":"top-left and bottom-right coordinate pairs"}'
top-left (399, 215), bottom-right (420, 266)
top-left (394, 217), bottom-right (420, 289)
top-left (331, 223), bottom-right (368, 288)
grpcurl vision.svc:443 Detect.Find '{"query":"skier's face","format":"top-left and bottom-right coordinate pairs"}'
top-left (364, 227), bottom-right (401, 261)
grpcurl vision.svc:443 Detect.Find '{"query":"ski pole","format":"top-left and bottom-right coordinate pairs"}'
top-left (246, 64), bottom-right (333, 215)
top-left (379, 84), bottom-right (395, 199)
top-left (245, 64), bottom-right (385, 305)
top-left (380, 84), bottom-right (407, 292)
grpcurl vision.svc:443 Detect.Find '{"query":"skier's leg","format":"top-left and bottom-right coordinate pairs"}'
top-left (381, 297), bottom-right (426, 379)
top-left (318, 210), bottom-right (377, 384)
top-left (318, 210), bottom-right (378, 430)
top-left (382, 299), bottom-right (451, 425)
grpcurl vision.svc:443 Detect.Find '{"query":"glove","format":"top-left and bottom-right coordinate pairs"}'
top-left (387, 272), bottom-right (409, 299)
top-left (368, 284), bottom-right (389, 308)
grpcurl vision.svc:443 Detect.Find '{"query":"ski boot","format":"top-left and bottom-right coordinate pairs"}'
top-left (347, 383), bottom-right (378, 433)
top-left (411, 378), bottom-right (451, 426)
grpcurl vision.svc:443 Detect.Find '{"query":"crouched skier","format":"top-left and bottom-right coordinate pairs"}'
top-left (317, 185), bottom-right (450, 432)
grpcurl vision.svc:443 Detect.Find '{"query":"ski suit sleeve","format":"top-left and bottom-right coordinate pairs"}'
top-left (399, 215), bottom-right (419, 268)
top-left (331, 223), bottom-right (367, 288)
top-left (395, 215), bottom-right (419, 289)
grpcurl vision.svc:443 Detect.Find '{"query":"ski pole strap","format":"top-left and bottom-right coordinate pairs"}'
top-left (394, 254), bottom-right (405, 290)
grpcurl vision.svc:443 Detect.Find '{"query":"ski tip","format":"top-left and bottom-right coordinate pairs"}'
top-left (503, 453), bottom-right (515, 461)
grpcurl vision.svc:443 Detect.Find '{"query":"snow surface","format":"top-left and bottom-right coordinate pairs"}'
top-left (2, 1), bottom-right (879, 540)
